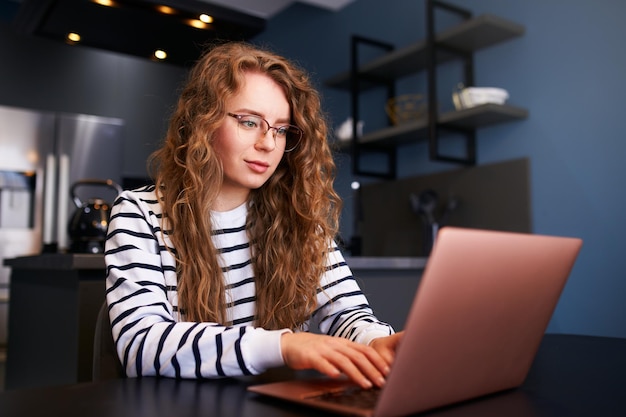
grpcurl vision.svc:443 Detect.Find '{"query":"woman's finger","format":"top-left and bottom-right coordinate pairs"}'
top-left (326, 341), bottom-right (387, 388)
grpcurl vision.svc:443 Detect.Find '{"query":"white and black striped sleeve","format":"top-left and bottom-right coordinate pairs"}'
top-left (311, 244), bottom-right (395, 344)
top-left (104, 188), bottom-right (288, 379)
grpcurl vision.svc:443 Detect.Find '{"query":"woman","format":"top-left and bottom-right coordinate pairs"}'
top-left (105, 42), bottom-right (402, 389)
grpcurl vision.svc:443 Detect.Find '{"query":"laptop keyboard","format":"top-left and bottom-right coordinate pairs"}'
top-left (308, 386), bottom-right (382, 410)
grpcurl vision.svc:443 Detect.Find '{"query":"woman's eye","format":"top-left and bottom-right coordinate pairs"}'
top-left (276, 127), bottom-right (288, 137)
top-left (241, 119), bottom-right (259, 129)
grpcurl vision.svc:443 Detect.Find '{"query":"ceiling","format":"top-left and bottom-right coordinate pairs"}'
top-left (198, 0), bottom-right (356, 18)
top-left (10, 0), bottom-right (356, 67)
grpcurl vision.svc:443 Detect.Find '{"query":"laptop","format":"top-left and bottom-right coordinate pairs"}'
top-left (248, 227), bottom-right (583, 417)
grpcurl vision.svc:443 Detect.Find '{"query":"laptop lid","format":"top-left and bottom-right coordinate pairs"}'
top-left (249, 227), bottom-right (583, 417)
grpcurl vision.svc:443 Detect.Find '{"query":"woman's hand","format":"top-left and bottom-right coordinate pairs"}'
top-left (280, 332), bottom-right (391, 389)
top-left (369, 331), bottom-right (404, 367)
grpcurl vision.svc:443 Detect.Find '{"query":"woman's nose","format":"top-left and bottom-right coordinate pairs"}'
top-left (255, 129), bottom-right (277, 151)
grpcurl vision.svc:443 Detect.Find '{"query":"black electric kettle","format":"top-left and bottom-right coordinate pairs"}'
top-left (68, 178), bottom-right (122, 254)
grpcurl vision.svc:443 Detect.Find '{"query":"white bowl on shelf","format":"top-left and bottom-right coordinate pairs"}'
top-left (452, 87), bottom-right (509, 110)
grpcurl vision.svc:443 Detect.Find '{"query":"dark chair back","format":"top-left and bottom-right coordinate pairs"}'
top-left (92, 301), bottom-right (125, 381)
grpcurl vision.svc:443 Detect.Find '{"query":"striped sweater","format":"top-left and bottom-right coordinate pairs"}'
top-left (104, 185), bottom-right (393, 379)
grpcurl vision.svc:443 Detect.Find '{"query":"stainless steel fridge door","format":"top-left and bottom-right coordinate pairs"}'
top-left (55, 113), bottom-right (124, 251)
top-left (0, 105), bottom-right (56, 346)
top-left (0, 105), bottom-right (124, 345)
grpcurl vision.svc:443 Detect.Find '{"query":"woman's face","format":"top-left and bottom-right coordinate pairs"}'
top-left (212, 71), bottom-right (291, 211)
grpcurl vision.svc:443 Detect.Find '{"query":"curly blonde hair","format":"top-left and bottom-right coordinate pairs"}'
top-left (148, 42), bottom-right (340, 330)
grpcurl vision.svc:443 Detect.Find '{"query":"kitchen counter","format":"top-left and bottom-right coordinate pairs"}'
top-left (3, 253), bottom-right (105, 270)
top-left (4, 254), bottom-right (427, 271)
top-left (345, 256), bottom-right (427, 270)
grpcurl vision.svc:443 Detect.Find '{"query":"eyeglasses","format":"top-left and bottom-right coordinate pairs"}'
top-left (227, 113), bottom-right (302, 152)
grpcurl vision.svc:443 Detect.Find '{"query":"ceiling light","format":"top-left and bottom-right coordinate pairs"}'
top-left (92, 0), bottom-right (117, 7)
top-left (199, 14), bottom-right (213, 24)
top-left (156, 5), bottom-right (176, 15)
top-left (66, 32), bottom-right (81, 43)
top-left (154, 49), bottom-right (167, 60)
top-left (186, 19), bottom-right (209, 29)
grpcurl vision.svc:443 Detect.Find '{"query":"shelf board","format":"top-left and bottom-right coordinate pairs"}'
top-left (437, 13), bottom-right (525, 51)
top-left (336, 103), bottom-right (527, 148)
top-left (325, 14), bottom-right (525, 91)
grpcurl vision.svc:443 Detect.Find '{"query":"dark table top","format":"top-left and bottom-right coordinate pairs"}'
top-left (1, 333), bottom-right (625, 417)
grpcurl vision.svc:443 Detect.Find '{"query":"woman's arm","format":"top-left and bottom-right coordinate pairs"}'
top-left (278, 244), bottom-right (398, 388)
top-left (312, 245), bottom-right (395, 345)
top-left (104, 188), bottom-right (287, 379)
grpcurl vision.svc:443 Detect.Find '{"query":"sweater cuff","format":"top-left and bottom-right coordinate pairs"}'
top-left (243, 328), bottom-right (292, 374)
top-left (355, 329), bottom-right (394, 346)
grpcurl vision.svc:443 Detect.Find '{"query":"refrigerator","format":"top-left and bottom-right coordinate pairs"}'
top-left (0, 104), bottom-right (124, 346)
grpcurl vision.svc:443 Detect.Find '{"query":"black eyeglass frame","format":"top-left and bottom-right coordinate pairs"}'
top-left (227, 113), bottom-right (302, 152)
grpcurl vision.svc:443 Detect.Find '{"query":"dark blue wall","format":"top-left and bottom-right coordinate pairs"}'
top-left (255, 0), bottom-right (626, 338)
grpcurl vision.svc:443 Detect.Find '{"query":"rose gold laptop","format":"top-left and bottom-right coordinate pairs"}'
top-left (248, 227), bottom-right (583, 416)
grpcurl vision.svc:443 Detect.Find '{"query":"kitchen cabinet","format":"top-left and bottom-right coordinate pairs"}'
top-left (4, 254), bottom-right (105, 390)
top-left (325, 0), bottom-right (528, 178)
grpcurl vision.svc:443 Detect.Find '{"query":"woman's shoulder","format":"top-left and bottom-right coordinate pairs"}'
top-left (115, 184), bottom-right (162, 213)
top-left (116, 183), bottom-right (154, 199)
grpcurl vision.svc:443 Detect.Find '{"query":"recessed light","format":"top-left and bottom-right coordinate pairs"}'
top-left (156, 5), bottom-right (176, 15)
top-left (199, 14), bottom-right (213, 24)
top-left (186, 19), bottom-right (209, 29)
top-left (154, 49), bottom-right (167, 60)
top-left (66, 32), bottom-right (81, 43)
top-left (92, 0), bottom-right (116, 7)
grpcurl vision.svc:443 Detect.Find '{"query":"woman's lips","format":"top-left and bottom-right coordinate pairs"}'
top-left (246, 160), bottom-right (270, 173)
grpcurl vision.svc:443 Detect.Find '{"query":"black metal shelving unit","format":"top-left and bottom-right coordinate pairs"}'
top-left (325, 0), bottom-right (528, 178)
